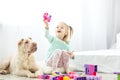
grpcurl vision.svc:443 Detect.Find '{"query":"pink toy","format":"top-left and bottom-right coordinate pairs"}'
top-left (43, 13), bottom-right (52, 22)
top-left (68, 72), bottom-right (76, 79)
top-left (84, 64), bottom-right (97, 76)
top-left (38, 74), bottom-right (51, 79)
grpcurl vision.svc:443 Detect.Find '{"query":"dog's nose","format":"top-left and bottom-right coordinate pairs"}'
top-left (33, 42), bottom-right (37, 51)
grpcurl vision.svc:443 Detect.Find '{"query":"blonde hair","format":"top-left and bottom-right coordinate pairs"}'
top-left (61, 22), bottom-right (74, 43)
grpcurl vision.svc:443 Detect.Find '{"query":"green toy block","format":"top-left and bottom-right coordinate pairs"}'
top-left (118, 74), bottom-right (120, 80)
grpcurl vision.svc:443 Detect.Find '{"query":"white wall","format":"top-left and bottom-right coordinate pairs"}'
top-left (81, 0), bottom-right (108, 50)
top-left (108, 0), bottom-right (120, 48)
top-left (0, 0), bottom-right (83, 60)
top-left (80, 0), bottom-right (120, 50)
top-left (0, 0), bottom-right (120, 61)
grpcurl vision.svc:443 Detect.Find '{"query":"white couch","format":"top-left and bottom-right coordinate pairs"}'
top-left (70, 49), bottom-right (120, 73)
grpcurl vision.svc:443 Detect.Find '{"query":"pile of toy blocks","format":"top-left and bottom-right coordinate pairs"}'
top-left (38, 64), bottom-right (102, 80)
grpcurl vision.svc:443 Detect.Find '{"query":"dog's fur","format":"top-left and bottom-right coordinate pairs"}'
top-left (0, 38), bottom-right (43, 78)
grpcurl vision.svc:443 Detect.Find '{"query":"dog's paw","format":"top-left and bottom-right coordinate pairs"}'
top-left (34, 70), bottom-right (43, 77)
top-left (27, 73), bottom-right (36, 78)
top-left (0, 70), bottom-right (8, 75)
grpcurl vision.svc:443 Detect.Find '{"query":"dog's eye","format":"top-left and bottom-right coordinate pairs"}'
top-left (29, 37), bottom-right (32, 40)
top-left (25, 41), bottom-right (29, 44)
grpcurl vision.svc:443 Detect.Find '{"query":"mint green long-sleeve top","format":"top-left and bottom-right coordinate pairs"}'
top-left (45, 28), bottom-right (70, 60)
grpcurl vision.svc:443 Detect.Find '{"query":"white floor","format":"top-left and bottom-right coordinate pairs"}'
top-left (0, 73), bottom-right (117, 80)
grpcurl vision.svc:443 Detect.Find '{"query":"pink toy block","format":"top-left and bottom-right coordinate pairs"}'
top-left (84, 64), bottom-right (97, 75)
top-left (38, 74), bottom-right (51, 79)
top-left (43, 13), bottom-right (52, 22)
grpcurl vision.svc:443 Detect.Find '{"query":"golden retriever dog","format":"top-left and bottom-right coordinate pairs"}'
top-left (0, 38), bottom-right (43, 78)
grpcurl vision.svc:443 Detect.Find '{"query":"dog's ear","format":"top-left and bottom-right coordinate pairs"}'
top-left (18, 38), bottom-right (24, 46)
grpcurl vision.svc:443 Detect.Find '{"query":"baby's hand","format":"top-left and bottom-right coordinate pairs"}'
top-left (67, 51), bottom-right (74, 59)
top-left (43, 20), bottom-right (49, 29)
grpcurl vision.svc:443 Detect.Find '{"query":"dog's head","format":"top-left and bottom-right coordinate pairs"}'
top-left (18, 38), bottom-right (37, 55)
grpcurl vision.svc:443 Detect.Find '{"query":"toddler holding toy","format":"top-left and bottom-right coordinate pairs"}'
top-left (43, 19), bottom-right (74, 74)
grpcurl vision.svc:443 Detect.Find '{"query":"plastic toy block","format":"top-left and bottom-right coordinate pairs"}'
top-left (94, 65), bottom-right (97, 72)
top-left (63, 76), bottom-right (70, 80)
top-left (90, 65), bottom-right (94, 75)
top-left (86, 76), bottom-right (102, 80)
top-left (52, 72), bottom-right (61, 76)
top-left (114, 72), bottom-right (120, 74)
top-left (93, 72), bottom-right (96, 76)
top-left (43, 13), bottom-right (52, 22)
top-left (68, 72), bottom-right (76, 79)
top-left (38, 74), bottom-right (50, 79)
top-left (58, 76), bottom-right (63, 80)
top-left (117, 74), bottom-right (120, 80)
top-left (84, 64), bottom-right (98, 75)
top-left (50, 76), bottom-right (57, 80)
top-left (84, 64), bottom-right (89, 75)
top-left (74, 77), bottom-right (86, 80)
